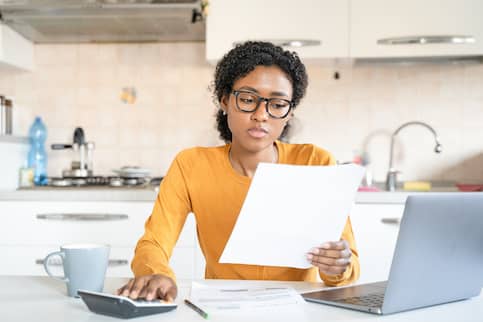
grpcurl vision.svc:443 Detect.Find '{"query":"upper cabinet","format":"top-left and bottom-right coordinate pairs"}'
top-left (206, 0), bottom-right (349, 63)
top-left (0, 24), bottom-right (34, 72)
top-left (206, 0), bottom-right (483, 62)
top-left (350, 0), bottom-right (483, 58)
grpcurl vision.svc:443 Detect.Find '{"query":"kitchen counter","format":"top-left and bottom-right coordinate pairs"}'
top-left (1, 276), bottom-right (481, 322)
top-left (0, 186), bottom-right (468, 204)
top-left (0, 135), bottom-right (29, 144)
top-left (0, 187), bottom-right (158, 202)
top-left (356, 189), bottom-right (461, 204)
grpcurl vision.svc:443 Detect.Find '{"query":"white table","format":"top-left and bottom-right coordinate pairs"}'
top-left (1, 276), bottom-right (482, 322)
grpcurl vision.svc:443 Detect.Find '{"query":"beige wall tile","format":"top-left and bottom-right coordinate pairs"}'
top-left (462, 100), bottom-right (483, 127)
top-left (1, 43), bottom-right (482, 182)
top-left (34, 44), bottom-right (78, 67)
top-left (78, 44), bottom-right (118, 66)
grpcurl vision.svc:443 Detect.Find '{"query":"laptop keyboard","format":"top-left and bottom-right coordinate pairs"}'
top-left (333, 292), bottom-right (385, 308)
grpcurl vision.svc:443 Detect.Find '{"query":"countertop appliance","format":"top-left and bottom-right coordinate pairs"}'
top-left (47, 127), bottom-right (163, 189)
top-left (51, 127), bottom-right (95, 178)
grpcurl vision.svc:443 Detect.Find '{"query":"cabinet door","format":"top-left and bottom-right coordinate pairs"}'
top-left (0, 245), bottom-right (196, 279)
top-left (0, 24), bottom-right (34, 71)
top-left (350, 203), bottom-right (405, 284)
top-left (0, 245), bottom-right (131, 277)
top-left (351, 0), bottom-right (483, 58)
top-left (0, 201), bottom-right (195, 248)
top-left (206, 0), bottom-right (349, 62)
top-left (0, 200), bottom-right (199, 278)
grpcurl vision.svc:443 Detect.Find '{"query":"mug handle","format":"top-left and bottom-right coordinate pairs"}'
top-left (43, 251), bottom-right (68, 282)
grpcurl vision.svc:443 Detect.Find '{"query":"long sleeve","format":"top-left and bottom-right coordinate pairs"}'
top-left (318, 216), bottom-right (360, 286)
top-left (131, 143), bottom-right (361, 284)
top-left (131, 156), bottom-right (192, 281)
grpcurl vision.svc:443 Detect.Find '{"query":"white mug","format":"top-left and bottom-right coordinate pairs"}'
top-left (43, 243), bottom-right (110, 297)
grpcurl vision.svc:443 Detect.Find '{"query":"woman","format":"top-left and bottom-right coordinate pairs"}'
top-left (117, 41), bottom-right (360, 302)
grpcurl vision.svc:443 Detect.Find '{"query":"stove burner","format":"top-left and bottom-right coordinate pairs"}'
top-left (109, 177), bottom-right (123, 187)
top-left (50, 178), bottom-right (73, 187)
top-left (48, 176), bottom-right (150, 188)
top-left (123, 178), bottom-right (139, 186)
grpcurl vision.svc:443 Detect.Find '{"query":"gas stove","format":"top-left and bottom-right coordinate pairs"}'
top-left (45, 176), bottom-right (161, 188)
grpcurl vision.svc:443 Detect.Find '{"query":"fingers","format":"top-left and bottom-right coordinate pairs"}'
top-left (144, 279), bottom-right (161, 301)
top-left (165, 293), bottom-right (175, 303)
top-left (320, 240), bottom-right (349, 251)
top-left (315, 262), bottom-right (349, 275)
top-left (138, 281), bottom-right (151, 300)
top-left (146, 277), bottom-right (176, 301)
top-left (128, 277), bottom-right (148, 299)
top-left (309, 240), bottom-right (350, 257)
top-left (116, 275), bottom-right (178, 302)
top-left (309, 251), bottom-right (351, 275)
top-left (117, 278), bottom-right (135, 296)
top-left (310, 248), bottom-right (351, 259)
top-left (116, 276), bottom-right (153, 300)
top-left (165, 282), bottom-right (178, 302)
top-left (307, 240), bottom-right (352, 275)
top-left (310, 254), bottom-right (351, 267)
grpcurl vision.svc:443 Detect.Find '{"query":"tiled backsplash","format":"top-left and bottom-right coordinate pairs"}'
top-left (0, 43), bottom-right (482, 183)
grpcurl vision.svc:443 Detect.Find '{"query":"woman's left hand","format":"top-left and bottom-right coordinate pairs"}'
top-left (306, 240), bottom-right (352, 276)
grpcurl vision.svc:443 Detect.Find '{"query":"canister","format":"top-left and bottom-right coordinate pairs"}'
top-left (0, 96), bottom-right (5, 135)
top-left (5, 99), bottom-right (12, 134)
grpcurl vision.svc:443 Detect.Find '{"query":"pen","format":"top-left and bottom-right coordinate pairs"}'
top-left (184, 299), bottom-right (209, 319)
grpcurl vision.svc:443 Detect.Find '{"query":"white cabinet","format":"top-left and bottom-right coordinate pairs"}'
top-left (0, 24), bottom-right (34, 71)
top-left (206, 0), bottom-right (349, 62)
top-left (350, 0), bottom-right (483, 58)
top-left (207, 0), bottom-right (483, 62)
top-left (350, 203), bottom-right (405, 284)
top-left (0, 201), bottom-right (204, 280)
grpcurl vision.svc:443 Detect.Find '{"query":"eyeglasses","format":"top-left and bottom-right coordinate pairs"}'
top-left (231, 90), bottom-right (293, 119)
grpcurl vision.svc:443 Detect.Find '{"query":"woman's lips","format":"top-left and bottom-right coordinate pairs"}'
top-left (247, 127), bottom-right (268, 138)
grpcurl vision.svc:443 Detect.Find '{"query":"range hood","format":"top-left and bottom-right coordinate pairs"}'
top-left (0, 0), bottom-right (205, 43)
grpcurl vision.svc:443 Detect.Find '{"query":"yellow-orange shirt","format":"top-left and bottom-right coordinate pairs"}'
top-left (132, 140), bottom-right (360, 286)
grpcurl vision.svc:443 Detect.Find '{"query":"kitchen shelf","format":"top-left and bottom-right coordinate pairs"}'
top-left (0, 135), bottom-right (28, 144)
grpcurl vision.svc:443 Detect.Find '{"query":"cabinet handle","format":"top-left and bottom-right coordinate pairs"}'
top-left (377, 35), bottom-right (475, 45)
top-left (381, 217), bottom-right (400, 225)
top-left (36, 259), bottom-right (129, 267)
top-left (108, 259), bottom-right (129, 267)
top-left (36, 258), bottom-right (63, 266)
top-left (234, 39), bottom-right (321, 48)
top-left (36, 213), bottom-right (129, 221)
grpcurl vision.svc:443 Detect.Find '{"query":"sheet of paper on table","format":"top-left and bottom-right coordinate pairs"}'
top-left (219, 163), bottom-right (365, 269)
top-left (188, 281), bottom-right (305, 312)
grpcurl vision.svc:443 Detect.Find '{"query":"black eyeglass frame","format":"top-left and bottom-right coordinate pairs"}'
top-left (231, 90), bottom-right (294, 119)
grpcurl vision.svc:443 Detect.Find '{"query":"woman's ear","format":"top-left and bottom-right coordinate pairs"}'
top-left (220, 94), bottom-right (229, 114)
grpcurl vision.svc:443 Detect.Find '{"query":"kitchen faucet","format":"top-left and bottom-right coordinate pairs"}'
top-left (386, 121), bottom-right (442, 191)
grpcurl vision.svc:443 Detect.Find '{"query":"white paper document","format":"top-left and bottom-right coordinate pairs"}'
top-left (189, 281), bottom-right (304, 312)
top-left (219, 163), bottom-right (365, 269)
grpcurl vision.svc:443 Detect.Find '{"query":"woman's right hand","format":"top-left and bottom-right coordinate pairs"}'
top-left (116, 274), bottom-right (177, 302)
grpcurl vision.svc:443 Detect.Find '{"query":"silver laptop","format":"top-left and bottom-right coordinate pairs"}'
top-left (302, 193), bottom-right (483, 315)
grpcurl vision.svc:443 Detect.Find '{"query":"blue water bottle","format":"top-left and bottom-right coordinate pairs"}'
top-left (28, 116), bottom-right (48, 186)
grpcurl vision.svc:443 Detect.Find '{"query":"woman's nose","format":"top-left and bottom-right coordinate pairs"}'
top-left (251, 100), bottom-right (269, 121)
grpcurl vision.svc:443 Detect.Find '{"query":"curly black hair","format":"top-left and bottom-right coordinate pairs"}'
top-left (213, 41), bottom-right (308, 143)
